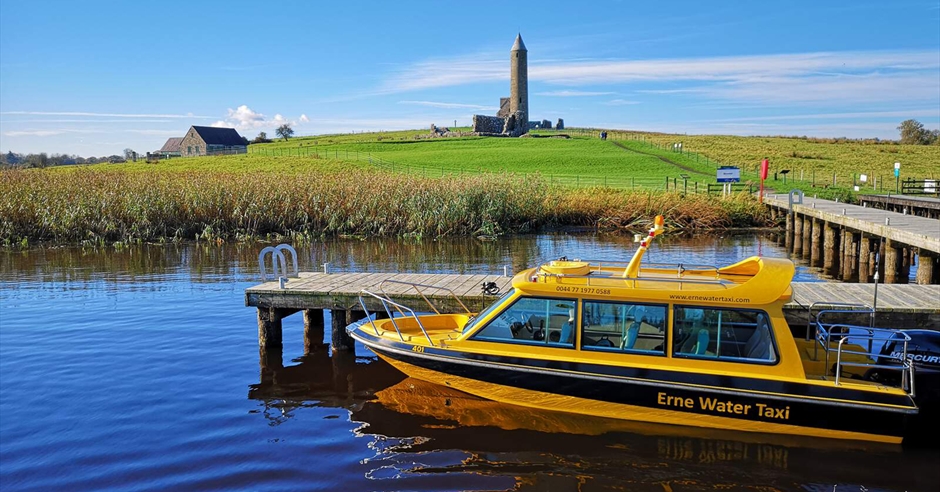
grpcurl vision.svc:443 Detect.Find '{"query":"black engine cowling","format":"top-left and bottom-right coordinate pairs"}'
top-left (865, 330), bottom-right (940, 445)
top-left (865, 329), bottom-right (940, 385)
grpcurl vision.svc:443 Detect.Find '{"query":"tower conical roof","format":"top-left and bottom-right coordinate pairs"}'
top-left (511, 33), bottom-right (527, 52)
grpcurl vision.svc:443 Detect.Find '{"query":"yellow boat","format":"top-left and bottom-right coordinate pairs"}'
top-left (348, 216), bottom-right (935, 444)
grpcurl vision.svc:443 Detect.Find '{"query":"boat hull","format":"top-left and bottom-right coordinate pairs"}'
top-left (350, 330), bottom-right (915, 444)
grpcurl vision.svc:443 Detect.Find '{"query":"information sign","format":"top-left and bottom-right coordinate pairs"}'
top-left (717, 166), bottom-right (741, 183)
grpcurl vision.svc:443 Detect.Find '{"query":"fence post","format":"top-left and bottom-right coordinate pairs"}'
top-left (664, 176), bottom-right (669, 190)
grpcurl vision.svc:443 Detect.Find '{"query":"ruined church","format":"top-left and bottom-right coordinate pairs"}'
top-left (471, 34), bottom-right (562, 137)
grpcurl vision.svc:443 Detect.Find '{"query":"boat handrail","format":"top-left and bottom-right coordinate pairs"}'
top-left (538, 257), bottom-right (721, 275)
top-left (805, 301), bottom-right (874, 341)
top-left (814, 321), bottom-right (914, 396)
top-left (378, 279), bottom-right (472, 315)
top-left (357, 289), bottom-right (434, 346)
top-left (535, 270), bottom-right (733, 289)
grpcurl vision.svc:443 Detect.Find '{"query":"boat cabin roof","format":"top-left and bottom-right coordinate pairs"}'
top-left (513, 256), bottom-right (794, 306)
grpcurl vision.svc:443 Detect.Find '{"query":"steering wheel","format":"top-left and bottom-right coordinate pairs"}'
top-left (509, 317), bottom-right (534, 339)
top-left (517, 315), bottom-right (534, 333)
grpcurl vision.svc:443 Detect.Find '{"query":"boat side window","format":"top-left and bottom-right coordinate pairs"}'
top-left (673, 306), bottom-right (777, 363)
top-left (471, 296), bottom-right (577, 348)
top-left (581, 300), bottom-right (667, 355)
top-left (462, 288), bottom-right (516, 334)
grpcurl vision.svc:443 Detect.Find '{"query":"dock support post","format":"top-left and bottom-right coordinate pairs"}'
top-left (842, 231), bottom-right (858, 282)
top-left (884, 240), bottom-right (900, 284)
top-left (785, 212), bottom-right (794, 251)
top-left (303, 309), bottom-right (325, 354)
top-left (258, 307), bottom-right (291, 373)
top-left (801, 216), bottom-right (812, 260)
top-left (810, 219), bottom-right (823, 267)
top-left (792, 214), bottom-right (803, 256)
top-left (823, 222), bottom-right (840, 274)
top-left (258, 307), bottom-right (287, 353)
top-left (858, 235), bottom-right (871, 283)
top-left (331, 309), bottom-right (354, 352)
top-left (900, 248), bottom-right (912, 284)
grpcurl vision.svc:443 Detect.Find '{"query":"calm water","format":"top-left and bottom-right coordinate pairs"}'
top-left (1, 233), bottom-right (936, 491)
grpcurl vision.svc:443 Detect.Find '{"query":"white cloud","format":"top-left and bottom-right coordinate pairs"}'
top-left (605, 99), bottom-right (640, 106)
top-left (398, 100), bottom-right (497, 110)
top-left (299, 114), bottom-right (309, 123)
top-left (536, 90), bottom-right (616, 97)
top-left (378, 49), bottom-right (939, 106)
top-left (0, 119), bottom-right (175, 123)
top-left (704, 109), bottom-right (940, 123)
top-left (380, 54), bottom-right (505, 93)
top-left (124, 129), bottom-right (183, 136)
top-left (226, 105), bottom-right (267, 129)
top-left (528, 50), bottom-right (939, 84)
top-left (3, 130), bottom-right (65, 137)
top-left (0, 111), bottom-right (211, 119)
top-left (213, 105), bottom-right (309, 131)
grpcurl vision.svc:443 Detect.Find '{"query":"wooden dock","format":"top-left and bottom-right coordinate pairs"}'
top-left (764, 193), bottom-right (940, 285)
top-left (857, 194), bottom-right (940, 219)
top-left (246, 272), bottom-right (940, 353)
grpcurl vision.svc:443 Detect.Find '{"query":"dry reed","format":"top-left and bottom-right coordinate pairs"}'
top-left (0, 169), bottom-right (771, 246)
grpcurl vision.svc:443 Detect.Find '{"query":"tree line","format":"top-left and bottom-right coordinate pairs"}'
top-left (0, 151), bottom-right (136, 168)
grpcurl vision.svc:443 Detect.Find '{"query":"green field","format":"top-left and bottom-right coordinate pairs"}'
top-left (248, 131), bottom-right (718, 189)
top-left (245, 127), bottom-right (939, 198)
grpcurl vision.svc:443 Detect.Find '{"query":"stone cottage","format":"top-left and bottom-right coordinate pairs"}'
top-left (178, 126), bottom-right (247, 157)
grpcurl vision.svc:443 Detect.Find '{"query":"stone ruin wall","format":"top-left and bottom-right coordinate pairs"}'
top-left (497, 97), bottom-right (511, 118)
top-left (472, 115), bottom-right (507, 134)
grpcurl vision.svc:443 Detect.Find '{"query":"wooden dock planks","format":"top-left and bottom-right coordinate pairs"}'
top-left (248, 272), bottom-right (938, 315)
top-left (764, 194), bottom-right (940, 253)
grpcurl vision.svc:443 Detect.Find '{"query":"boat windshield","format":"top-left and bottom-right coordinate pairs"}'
top-left (462, 288), bottom-right (516, 335)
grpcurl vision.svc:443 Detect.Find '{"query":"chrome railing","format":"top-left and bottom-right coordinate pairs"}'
top-left (378, 280), bottom-right (472, 315)
top-left (357, 290), bottom-right (434, 346)
top-left (258, 244), bottom-right (299, 282)
top-left (814, 321), bottom-right (914, 396)
top-left (805, 302), bottom-right (874, 341)
top-left (532, 257), bottom-right (731, 289)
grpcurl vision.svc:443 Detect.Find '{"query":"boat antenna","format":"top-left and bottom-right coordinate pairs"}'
top-left (623, 215), bottom-right (665, 278)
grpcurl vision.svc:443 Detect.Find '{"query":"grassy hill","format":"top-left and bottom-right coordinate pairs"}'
top-left (248, 130), bottom-right (722, 189)
top-left (248, 128), bottom-right (938, 196)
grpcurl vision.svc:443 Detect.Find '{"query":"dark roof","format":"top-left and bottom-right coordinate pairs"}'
top-left (190, 126), bottom-right (246, 146)
top-left (159, 137), bottom-right (183, 152)
top-left (511, 33), bottom-right (526, 52)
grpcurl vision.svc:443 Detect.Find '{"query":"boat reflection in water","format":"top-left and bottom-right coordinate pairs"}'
top-left (249, 347), bottom-right (938, 491)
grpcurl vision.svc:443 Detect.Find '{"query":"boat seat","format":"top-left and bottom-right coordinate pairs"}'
top-left (744, 314), bottom-right (774, 361)
top-left (680, 328), bottom-right (710, 355)
top-left (621, 322), bottom-right (640, 349)
top-left (549, 322), bottom-right (573, 344)
top-left (596, 336), bottom-right (615, 347)
top-left (559, 321), bottom-right (572, 344)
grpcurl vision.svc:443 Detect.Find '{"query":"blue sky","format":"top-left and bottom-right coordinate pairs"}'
top-left (1, 0), bottom-right (938, 156)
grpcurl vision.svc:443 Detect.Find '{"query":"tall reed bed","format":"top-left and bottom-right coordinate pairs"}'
top-left (0, 169), bottom-right (770, 245)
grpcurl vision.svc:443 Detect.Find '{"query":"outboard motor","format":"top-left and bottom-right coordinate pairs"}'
top-left (866, 330), bottom-right (940, 446)
top-left (866, 330), bottom-right (940, 386)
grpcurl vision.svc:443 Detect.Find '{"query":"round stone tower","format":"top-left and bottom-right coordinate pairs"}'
top-left (510, 33), bottom-right (528, 128)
